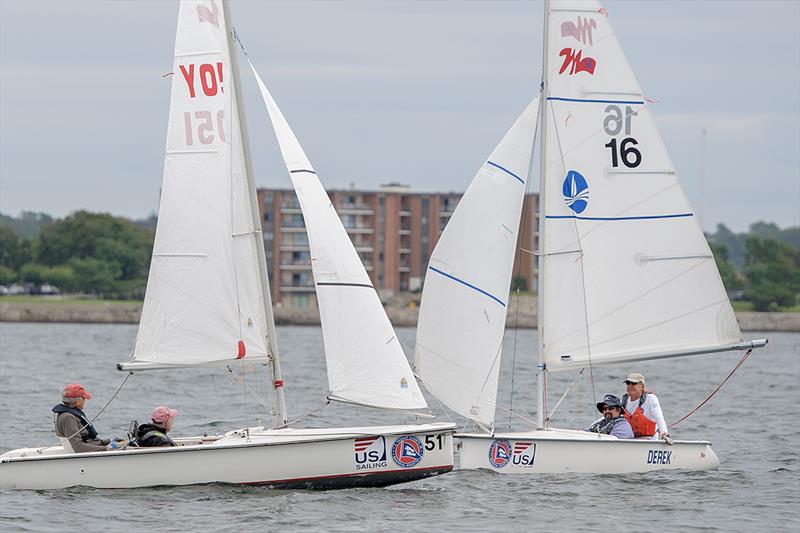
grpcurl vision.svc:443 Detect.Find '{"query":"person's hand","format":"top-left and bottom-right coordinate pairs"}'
top-left (107, 438), bottom-right (129, 450)
top-left (662, 433), bottom-right (674, 445)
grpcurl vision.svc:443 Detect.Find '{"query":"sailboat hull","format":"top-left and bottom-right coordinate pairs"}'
top-left (0, 423), bottom-right (454, 490)
top-left (458, 428), bottom-right (719, 474)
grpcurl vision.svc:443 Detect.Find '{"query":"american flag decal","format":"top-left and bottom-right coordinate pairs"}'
top-left (514, 441), bottom-right (534, 454)
top-left (354, 436), bottom-right (380, 452)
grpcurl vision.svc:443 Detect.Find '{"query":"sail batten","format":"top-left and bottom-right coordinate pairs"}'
top-left (248, 60), bottom-right (427, 412)
top-left (414, 97), bottom-right (540, 429)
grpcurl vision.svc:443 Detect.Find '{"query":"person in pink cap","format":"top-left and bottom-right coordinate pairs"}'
top-left (135, 406), bottom-right (179, 447)
top-left (52, 383), bottom-right (126, 452)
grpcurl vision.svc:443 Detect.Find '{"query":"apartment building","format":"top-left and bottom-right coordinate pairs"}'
top-left (257, 184), bottom-right (538, 308)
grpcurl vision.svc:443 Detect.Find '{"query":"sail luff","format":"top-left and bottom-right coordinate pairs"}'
top-left (223, 0), bottom-right (287, 427)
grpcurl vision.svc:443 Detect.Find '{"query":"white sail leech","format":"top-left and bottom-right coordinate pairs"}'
top-left (414, 97), bottom-right (539, 429)
top-left (122, 0), bottom-right (271, 369)
top-left (247, 60), bottom-right (428, 412)
top-left (539, 0), bottom-right (750, 372)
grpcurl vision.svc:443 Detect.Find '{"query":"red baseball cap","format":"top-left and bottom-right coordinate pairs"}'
top-left (62, 383), bottom-right (92, 400)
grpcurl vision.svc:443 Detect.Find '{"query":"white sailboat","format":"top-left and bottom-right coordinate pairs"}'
top-left (0, 0), bottom-right (453, 490)
top-left (414, 0), bottom-right (767, 474)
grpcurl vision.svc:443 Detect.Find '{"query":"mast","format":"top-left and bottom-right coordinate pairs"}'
top-left (536, 0), bottom-right (550, 430)
top-left (223, 0), bottom-right (288, 427)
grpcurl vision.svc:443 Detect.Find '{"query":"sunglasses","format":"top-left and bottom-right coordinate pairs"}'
top-left (624, 381), bottom-right (641, 385)
top-left (602, 406), bottom-right (619, 412)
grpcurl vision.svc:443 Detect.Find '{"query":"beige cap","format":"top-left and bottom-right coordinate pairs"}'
top-left (624, 373), bottom-right (646, 386)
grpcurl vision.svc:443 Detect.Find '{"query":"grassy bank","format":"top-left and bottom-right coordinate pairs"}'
top-left (0, 295), bottom-right (142, 306)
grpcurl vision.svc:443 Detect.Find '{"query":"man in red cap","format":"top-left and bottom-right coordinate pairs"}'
top-left (52, 383), bottom-right (124, 452)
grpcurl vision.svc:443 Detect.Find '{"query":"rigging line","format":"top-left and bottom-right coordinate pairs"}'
top-left (508, 96), bottom-right (542, 430)
top-left (282, 400), bottom-right (331, 428)
top-left (63, 372), bottom-right (134, 442)
top-left (398, 338), bottom-right (456, 427)
top-left (547, 368), bottom-right (585, 422)
top-left (668, 349), bottom-right (753, 430)
top-left (496, 405), bottom-right (539, 427)
top-left (547, 92), bottom-right (596, 411)
top-left (226, 366), bottom-right (278, 418)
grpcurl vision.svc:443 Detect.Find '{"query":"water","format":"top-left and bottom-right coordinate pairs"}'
top-left (1, 323), bottom-right (798, 532)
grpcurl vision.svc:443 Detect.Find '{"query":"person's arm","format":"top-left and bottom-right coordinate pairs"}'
top-left (57, 414), bottom-right (108, 453)
top-left (647, 395), bottom-right (669, 436)
top-left (610, 420), bottom-right (634, 439)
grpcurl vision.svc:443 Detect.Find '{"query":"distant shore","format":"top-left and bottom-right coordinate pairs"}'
top-left (1, 297), bottom-right (798, 332)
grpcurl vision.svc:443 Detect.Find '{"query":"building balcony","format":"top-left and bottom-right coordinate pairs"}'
top-left (355, 245), bottom-right (374, 253)
top-left (279, 263), bottom-right (312, 271)
top-left (280, 285), bottom-right (316, 293)
top-left (345, 226), bottom-right (374, 234)
top-left (399, 210), bottom-right (411, 217)
top-left (280, 243), bottom-right (310, 251)
top-left (398, 266), bottom-right (410, 273)
top-left (338, 204), bottom-right (374, 214)
top-left (281, 225), bottom-right (307, 232)
top-left (399, 248), bottom-right (411, 254)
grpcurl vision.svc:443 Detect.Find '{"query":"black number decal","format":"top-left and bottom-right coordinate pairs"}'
top-left (424, 434), bottom-right (444, 450)
top-left (605, 137), bottom-right (642, 168)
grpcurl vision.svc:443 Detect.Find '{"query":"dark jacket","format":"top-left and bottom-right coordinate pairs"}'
top-left (136, 423), bottom-right (176, 447)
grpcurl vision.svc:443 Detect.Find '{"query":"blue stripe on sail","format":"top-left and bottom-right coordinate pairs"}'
top-left (428, 266), bottom-right (506, 307)
top-left (486, 161), bottom-right (525, 185)
top-left (547, 96), bottom-right (645, 105)
top-left (545, 213), bottom-right (693, 221)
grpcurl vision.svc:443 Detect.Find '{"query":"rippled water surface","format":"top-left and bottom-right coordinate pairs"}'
top-left (1, 323), bottom-right (798, 532)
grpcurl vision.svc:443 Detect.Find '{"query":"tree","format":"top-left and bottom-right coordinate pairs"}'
top-left (744, 237), bottom-right (800, 311)
top-left (0, 225), bottom-right (32, 271)
top-left (709, 243), bottom-right (743, 291)
top-left (69, 258), bottom-right (121, 295)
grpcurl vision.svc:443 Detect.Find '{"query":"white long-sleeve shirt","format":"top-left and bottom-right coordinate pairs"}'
top-left (623, 393), bottom-right (669, 437)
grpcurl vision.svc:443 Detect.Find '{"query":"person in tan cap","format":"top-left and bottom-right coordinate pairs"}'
top-left (52, 383), bottom-right (126, 452)
top-left (621, 373), bottom-right (672, 444)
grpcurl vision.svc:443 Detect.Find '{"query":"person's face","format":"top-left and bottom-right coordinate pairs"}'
top-left (164, 417), bottom-right (175, 432)
top-left (75, 397), bottom-right (86, 410)
top-left (602, 405), bottom-right (621, 420)
top-left (625, 380), bottom-right (643, 398)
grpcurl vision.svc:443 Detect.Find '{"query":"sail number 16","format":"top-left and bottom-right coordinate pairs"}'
top-left (603, 105), bottom-right (642, 168)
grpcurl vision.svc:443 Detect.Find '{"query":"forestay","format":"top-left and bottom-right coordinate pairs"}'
top-left (125, 0), bottom-right (271, 369)
top-left (414, 98), bottom-right (539, 429)
top-left (540, 0), bottom-right (743, 372)
top-left (248, 62), bottom-right (427, 412)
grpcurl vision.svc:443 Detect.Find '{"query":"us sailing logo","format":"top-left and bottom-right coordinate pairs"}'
top-left (562, 170), bottom-right (589, 214)
top-left (512, 441), bottom-right (536, 467)
top-left (354, 436), bottom-right (387, 471)
top-left (488, 439), bottom-right (512, 468)
top-left (391, 436), bottom-right (424, 468)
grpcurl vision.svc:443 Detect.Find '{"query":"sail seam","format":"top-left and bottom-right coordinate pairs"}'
top-left (548, 96), bottom-right (645, 105)
top-left (485, 161), bottom-right (525, 184)
top-left (289, 169), bottom-right (316, 174)
top-left (428, 266), bottom-right (506, 307)
top-left (316, 282), bottom-right (374, 289)
top-left (545, 213), bottom-right (693, 221)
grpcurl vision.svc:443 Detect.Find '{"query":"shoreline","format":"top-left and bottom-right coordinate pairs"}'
top-left (1, 299), bottom-right (798, 332)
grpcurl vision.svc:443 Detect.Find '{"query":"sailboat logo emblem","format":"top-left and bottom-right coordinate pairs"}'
top-left (562, 170), bottom-right (589, 214)
top-left (391, 436), bottom-right (424, 468)
top-left (488, 439), bottom-right (512, 468)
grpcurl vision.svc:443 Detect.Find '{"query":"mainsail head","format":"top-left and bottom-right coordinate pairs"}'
top-left (248, 61), bottom-right (428, 412)
top-left (414, 98), bottom-right (539, 429)
top-left (122, 0), bottom-right (272, 370)
top-left (539, 0), bottom-right (744, 372)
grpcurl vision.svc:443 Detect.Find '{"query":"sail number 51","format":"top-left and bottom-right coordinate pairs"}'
top-left (424, 434), bottom-right (445, 451)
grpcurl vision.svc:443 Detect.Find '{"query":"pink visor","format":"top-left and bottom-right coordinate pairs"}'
top-left (151, 406), bottom-right (179, 424)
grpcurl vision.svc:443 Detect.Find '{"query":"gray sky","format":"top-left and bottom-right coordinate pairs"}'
top-left (1, 0), bottom-right (798, 232)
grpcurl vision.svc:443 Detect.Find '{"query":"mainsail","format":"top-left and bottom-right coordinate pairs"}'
top-left (124, 0), bottom-right (272, 369)
top-left (248, 62), bottom-right (428, 412)
top-left (414, 98), bottom-right (539, 429)
top-left (539, 0), bottom-right (750, 372)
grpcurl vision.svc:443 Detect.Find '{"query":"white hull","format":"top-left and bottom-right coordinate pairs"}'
top-left (458, 427), bottom-right (719, 474)
top-left (0, 423), bottom-right (454, 490)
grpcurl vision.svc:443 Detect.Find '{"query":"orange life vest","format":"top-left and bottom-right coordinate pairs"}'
top-left (622, 392), bottom-right (657, 437)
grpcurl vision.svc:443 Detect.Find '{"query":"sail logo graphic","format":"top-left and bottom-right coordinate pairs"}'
top-left (562, 170), bottom-right (589, 214)
top-left (512, 441), bottom-right (536, 467)
top-left (354, 436), bottom-right (387, 471)
top-left (561, 17), bottom-right (596, 45)
top-left (558, 48), bottom-right (597, 76)
top-left (488, 439), bottom-right (512, 468)
top-left (391, 436), bottom-right (424, 468)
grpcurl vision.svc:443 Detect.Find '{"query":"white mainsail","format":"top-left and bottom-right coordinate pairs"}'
top-left (539, 0), bottom-right (746, 372)
top-left (126, 0), bottom-right (271, 369)
top-left (414, 98), bottom-right (539, 429)
top-left (248, 62), bottom-right (428, 412)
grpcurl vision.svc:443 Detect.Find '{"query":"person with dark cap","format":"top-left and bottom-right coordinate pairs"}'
top-left (621, 373), bottom-right (672, 443)
top-left (584, 394), bottom-right (634, 439)
top-left (135, 406), bottom-right (179, 447)
top-left (53, 383), bottom-right (127, 452)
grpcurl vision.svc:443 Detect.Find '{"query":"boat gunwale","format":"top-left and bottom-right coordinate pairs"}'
top-left (1, 423), bottom-right (456, 464)
top-left (455, 432), bottom-right (712, 446)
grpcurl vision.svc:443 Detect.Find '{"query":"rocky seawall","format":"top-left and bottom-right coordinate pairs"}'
top-left (1, 298), bottom-right (798, 332)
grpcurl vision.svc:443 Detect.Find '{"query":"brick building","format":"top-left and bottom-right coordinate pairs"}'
top-left (257, 184), bottom-right (538, 308)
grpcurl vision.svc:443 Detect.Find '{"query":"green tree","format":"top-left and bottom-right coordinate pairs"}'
top-left (709, 243), bottom-right (743, 291)
top-left (69, 258), bottom-right (121, 295)
top-left (0, 225), bottom-right (32, 271)
top-left (0, 266), bottom-right (15, 285)
top-left (744, 237), bottom-right (800, 311)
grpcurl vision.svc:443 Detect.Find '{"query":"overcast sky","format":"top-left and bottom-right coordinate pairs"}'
top-left (1, 0), bottom-right (798, 232)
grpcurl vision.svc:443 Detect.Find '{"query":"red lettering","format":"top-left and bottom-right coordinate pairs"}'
top-left (179, 64), bottom-right (196, 98)
top-left (200, 64), bottom-right (217, 96)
